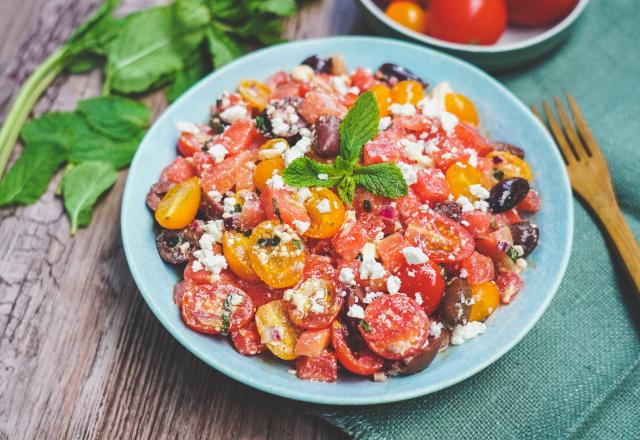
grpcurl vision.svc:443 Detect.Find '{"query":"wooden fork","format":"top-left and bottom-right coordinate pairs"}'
top-left (531, 95), bottom-right (640, 298)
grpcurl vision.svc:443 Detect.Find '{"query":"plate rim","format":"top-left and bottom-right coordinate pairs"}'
top-left (120, 35), bottom-right (574, 405)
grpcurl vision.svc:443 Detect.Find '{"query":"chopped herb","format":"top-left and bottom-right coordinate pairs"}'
top-left (209, 116), bottom-right (224, 134)
top-left (506, 246), bottom-right (519, 263)
top-left (360, 320), bottom-right (372, 333)
top-left (292, 239), bottom-right (304, 249)
top-left (202, 139), bottom-right (212, 152)
top-left (243, 229), bottom-right (253, 237)
top-left (257, 235), bottom-right (281, 247)
top-left (363, 199), bottom-right (372, 212)
top-left (274, 207), bottom-right (283, 222)
top-left (220, 295), bottom-right (232, 335)
top-left (492, 168), bottom-right (505, 180)
top-left (355, 253), bottom-right (363, 261)
top-left (234, 203), bottom-right (242, 213)
top-left (255, 114), bottom-right (269, 132)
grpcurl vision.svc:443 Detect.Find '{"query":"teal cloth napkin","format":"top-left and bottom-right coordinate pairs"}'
top-left (313, 0), bottom-right (640, 438)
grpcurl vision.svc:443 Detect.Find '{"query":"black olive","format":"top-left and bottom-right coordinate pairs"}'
top-left (146, 181), bottom-right (173, 211)
top-left (313, 115), bottom-right (341, 158)
top-left (301, 55), bottom-right (333, 74)
top-left (488, 177), bottom-right (530, 213)
top-left (494, 142), bottom-right (525, 159)
top-left (509, 221), bottom-right (539, 257)
top-left (440, 278), bottom-right (473, 326)
top-left (156, 229), bottom-right (191, 265)
top-left (223, 215), bottom-right (241, 231)
top-left (434, 201), bottom-right (462, 222)
top-left (375, 63), bottom-right (426, 86)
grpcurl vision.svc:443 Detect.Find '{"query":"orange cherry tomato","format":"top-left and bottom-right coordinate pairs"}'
top-left (469, 281), bottom-right (500, 321)
top-left (255, 299), bottom-right (300, 360)
top-left (304, 188), bottom-right (345, 239)
top-left (253, 157), bottom-right (285, 192)
top-left (445, 162), bottom-right (486, 201)
top-left (445, 93), bottom-right (479, 126)
top-left (368, 84), bottom-right (392, 116)
top-left (223, 230), bottom-right (261, 282)
top-left (391, 80), bottom-right (424, 106)
top-left (284, 278), bottom-right (343, 329)
top-left (331, 321), bottom-right (384, 376)
top-left (385, 1), bottom-right (429, 33)
top-left (238, 80), bottom-right (271, 111)
top-left (154, 177), bottom-right (201, 229)
top-left (486, 151), bottom-right (533, 181)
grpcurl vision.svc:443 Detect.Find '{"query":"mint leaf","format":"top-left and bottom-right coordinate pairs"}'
top-left (339, 91), bottom-right (379, 164)
top-left (166, 53), bottom-right (211, 102)
top-left (206, 24), bottom-right (243, 68)
top-left (282, 157), bottom-right (340, 187)
top-left (78, 96), bottom-right (151, 140)
top-left (337, 176), bottom-right (356, 205)
top-left (62, 161), bottom-right (118, 234)
top-left (353, 163), bottom-right (408, 198)
top-left (246, 0), bottom-right (296, 17)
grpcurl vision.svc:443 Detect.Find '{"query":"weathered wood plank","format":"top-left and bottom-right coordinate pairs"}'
top-left (0, 0), bottom-right (366, 438)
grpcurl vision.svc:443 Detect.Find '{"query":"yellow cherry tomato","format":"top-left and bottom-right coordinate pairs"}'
top-left (255, 300), bottom-right (299, 360)
top-left (223, 230), bottom-right (261, 282)
top-left (238, 80), bottom-right (271, 111)
top-left (304, 188), bottom-right (345, 239)
top-left (445, 93), bottom-right (479, 127)
top-left (249, 220), bottom-right (306, 288)
top-left (154, 177), bottom-right (201, 229)
top-left (469, 281), bottom-right (500, 322)
top-left (445, 162), bottom-right (486, 201)
top-left (391, 80), bottom-right (424, 106)
top-left (253, 157), bottom-right (285, 192)
top-left (385, 1), bottom-right (429, 34)
top-left (368, 84), bottom-right (392, 116)
top-left (486, 151), bottom-right (533, 182)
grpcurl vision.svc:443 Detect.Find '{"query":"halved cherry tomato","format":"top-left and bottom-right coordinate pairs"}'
top-left (331, 321), bottom-right (384, 376)
top-left (253, 158), bottom-right (285, 192)
top-left (368, 84), bottom-right (392, 116)
top-left (302, 254), bottom-right (336, 282)
top-left (238, 80), bottom-right (271, 111)
top-left (405, 208), bottom-right (475, 263)
top-left (295, 328), bottom-right (331, 357)
top-left (429, 0), bottom-right (507, 45)
top-left (249, 221), bottom-right (306, 288)
top-left (385, 1), bottom-right (429, 33)
top-left (391, 80), bottom-right (424, 106)
top-left (231, 321), bottom-right (264, 356)
top-left (304, 188), bottom-right (345, 238)
top-left (181, 282), bottom-right (253, 334)
top-left (223, 230), bottom-right (261, 282)
top-left (461, 251), bottom-right (495, 285)
top-left (445, 162), bottom-right (485, 201)
top-left (285, 278), bottom-right (343, 329)
top-left (155, 177), bottom-right (201, 229)
top-left (469, 281), bottom-right (500, 321)
top-left (445, 93), bottom-right (479, 126)
top-left (360, 294), bottom-right (429, 360)
top-left (255, 299), bottom-right (299, 360)
top-left (296, 350), bottom-right (338, 382)
top-left (486, 151), bottom-right (533, 181)
top-left (159, 157), bottom-right (196, 184)
top-left (397, 260), bottom-right (446, 314)
top-left (177, 126), bottom-right (213, 157)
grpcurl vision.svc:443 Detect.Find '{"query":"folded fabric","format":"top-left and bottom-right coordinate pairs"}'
top-left (312, 0), bottom-right (640, 438)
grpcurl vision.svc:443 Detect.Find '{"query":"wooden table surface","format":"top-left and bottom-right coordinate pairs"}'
top-left (0, 1), bottom-right (367, 438)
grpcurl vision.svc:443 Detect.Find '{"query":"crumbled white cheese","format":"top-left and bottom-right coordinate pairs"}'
top-left (207, 190), bottom-right (223, 203)
top-left (202, 220), bottom-right (224, 243)
top-left (378, 116), bottom-right (392, 131)
top-left (330, 75), bottom-right (350, 95)
top-left (219, 105), bottom-right (248, 123)
top-left (363, 291), bottom-right (384, 304)
top-left (469, 184), bottom-right (490, 200)
top-left (414, 292), bottom-right (423, 305)
top-left (266, 171), bottom-right (285, 189)
top-left (283, 136), bottom-right (312, 166)
top-left (347, 304), bottom-right (365, 319)
top-left (229, 293), bottom-right (245, 306)
top-left (459, 268), bottom-right (468, 279)
top-left (223, 196), bottom-right (237, 214)
top-left (386, 275), bottom-right (401, 294)
top-left (317, 173), bottom-right (329, 181)
top-left (456, 196), bottom-right (475, 213)
top-left (516, 258), bottom-right (528, 270)
top-left (176, 121), bottom-right (199, 134)
top-left (296, 187), bottom-right (312, 203)
top-left (429, 321), bottom-right (443, 338)
top-left (512, 245), bottom-right (525, 257)
top-left (451, 321), bottom-right (486, 345)
top-left (473, 200), bottom-right (489, 212)
top-left (316, 198), bottom-right (331, 213)
top-left (397, 162), bottom-right (418, 186)
top-left (208, 143), bottom-right (228, 163)
top-left (389, 103), bottom-right (417, 116)
top-left (402, 246), bottom-right (429, 265)
top-left (359, 243), bottom-right (385, 280)
top-left (292, 220), bottom-right (310, 235)
top-left (258, 140), bottom-right (288, 160)
top-left (291, 64), bottom-right (314, 82)
top-left (440, 112), bottom-right (458, 134)
top-left (191, 260), bottom-right (203, 272)
top-left (339, 267), bottom-right (356, 285)
top-left (284, 278), bottom-right (329, 315)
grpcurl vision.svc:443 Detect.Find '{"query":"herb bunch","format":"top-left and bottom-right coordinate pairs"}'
top-left (283, 92), bottom-right (408, 204)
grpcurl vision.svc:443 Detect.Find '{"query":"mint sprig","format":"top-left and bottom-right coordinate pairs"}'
top-left (282, 91), bottom-right (408, 205)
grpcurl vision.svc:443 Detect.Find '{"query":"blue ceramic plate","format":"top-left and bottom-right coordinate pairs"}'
top-left (121, 36), bottom-right (573, 405)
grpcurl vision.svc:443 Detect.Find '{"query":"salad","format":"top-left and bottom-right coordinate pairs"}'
top-left (146, 54), bottom-right (541, 383)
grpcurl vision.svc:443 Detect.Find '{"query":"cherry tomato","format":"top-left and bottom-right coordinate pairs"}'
top-left (385, 1), bottom-right (429, 33)
top-left (445, 162), bottom-right (486, 201)
top-left (506, 0), bottom-right (577, 26)
top-left (391, 80), bottom-right (424, 106)
top-left (223, 230), bottom-right (261, 282)
top-left (177, 125), bottom-right (213, 157)
top-left (486, 151), bottom-right (533, 181)
top-left (294, 328), bottom-right (331, 357)
top-left (368, 84), bottom-right (392, 116)
top-left (231, 321), bottom-right (264, 356)
top-left (429, 0), bottom-right (507, 45)
top-left (296, 350), bottom-right (338, 382)
top-left (360, 294), bottom-right (429, 360)
top-left (405, 208), bottom-right (475, 263)
top-left (302, 254), bottom-right (336, 282)
top-left (284, 278), bottom-right (343, 329)
top-left (331, 321), bottom-right (384, 376)
top-left (304, 188), bottom-right (345, 238)
top-left (154, 177), bottom-right (201, 229)
top-left (255, 299), bottom-right (299, 360)
top-left (181, 283), bottom-right (253, 335)
top-left (397, 260), bottom-right (446, 315)
top-left (468, 281), bottom-right (500, 321)
top-left (248, 221), bottom-right (306, 288)
top-left (445, 93), bottom-right (479, 126)
top-left (238, 79), bottom-right (272, 111)
top-left (253, 157), bottom-right (285, 192)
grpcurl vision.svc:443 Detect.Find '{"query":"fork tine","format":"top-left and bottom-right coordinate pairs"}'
top-left (542, 101), bottom-right (576, 163)
top-left (553, 96), bottom-right (585, 159)
top-left (566, 94), bottom-right (602, 158)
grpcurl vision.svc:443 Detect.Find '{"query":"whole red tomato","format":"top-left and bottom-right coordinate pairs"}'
top-left (428, 0), bottom-right (507, 45)
top-left (506, 0), bottom-right (578, 27)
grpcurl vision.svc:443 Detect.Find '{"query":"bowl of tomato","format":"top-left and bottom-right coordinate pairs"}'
top-left (358, 0), bottom-right (590, 71)
top-left (121, 36), bottom-right (572, 404)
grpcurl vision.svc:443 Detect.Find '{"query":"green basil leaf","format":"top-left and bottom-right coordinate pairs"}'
top-left (282, 157), bottom-right (340, 187)
top-left (78, 96), bottom-right (151, 140)
top-left (339, 91), bottom-right (379, 165)
top-left (337, 176), bottom-right (356, 205)
top-left (62, 161), bottom-right (118, 234)
top-left (206, 24), bottom-right (243, 68)
top-left (0, 143), bottom-right (67, 206)
top-left (353, 163), bottom-right (408, 199)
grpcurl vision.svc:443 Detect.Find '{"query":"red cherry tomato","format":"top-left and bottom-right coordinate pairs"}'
top-left (360, 294), bottom-right (429, 360)
top-left (397, 260), bottom-right (446, 315)
top-left (177, 126), bottom-right (213, 157)
top-left (506, 0), bottom-right (578, 26)
top-left (331, 321), bottom-right (384, 376)
top-left (231, 321), bottom-right (264, 356)
top-left (429, 0), bottom-right (507, 45)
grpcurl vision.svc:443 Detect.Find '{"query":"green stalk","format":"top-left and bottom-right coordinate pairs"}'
top-left (0, 48), bottom-right (67, 176)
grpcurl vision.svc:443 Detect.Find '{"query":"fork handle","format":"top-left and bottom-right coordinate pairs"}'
top-left (595, 204), bottom-right (640, 298)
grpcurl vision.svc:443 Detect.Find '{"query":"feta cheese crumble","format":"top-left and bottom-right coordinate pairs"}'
top-left (359, 243), bottom-right (385, 280)
top-left (469, 184), bottom-right (490, 200)
top-left (347, 304), bottom-right (365, 319)
top-left (386, 275), bottom-right (401, 294)
top-left (219, 105), bottom-right (248, 123)
top-left (208, 143), bottom-right (228, 164)
top-left (397, 162), bottom-right (418, 186)
top-left (402, 246), bottom-right (429, 265)
top-left (389, 103), bottom-right (417, 117)
top-left (450, 321), bottom-right (486, 345)
top-left (339, 267), bottom-right (356, 285)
